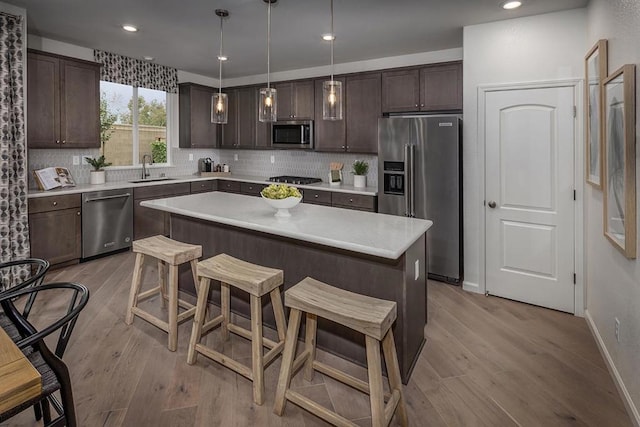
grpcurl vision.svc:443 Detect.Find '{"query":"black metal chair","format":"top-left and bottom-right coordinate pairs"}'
top-left (0, 282), bottom-right (89, 427)
top-left (0, 258), bottom-right (50, 317)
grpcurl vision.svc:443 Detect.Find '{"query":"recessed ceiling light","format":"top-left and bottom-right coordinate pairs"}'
top-left (217, 55), bottom-right (228, 61)
top-left (122, 25), bottom-right (138, 32)
top-left (143, 56), bottom-right (154, 61)
top-left (502, 1), bottom-right (522, 9)
top-left (322, 33), bottom-right (335, 41)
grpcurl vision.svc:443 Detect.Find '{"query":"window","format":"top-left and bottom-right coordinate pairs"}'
top-left (100, 81), bottom-right (168, 166)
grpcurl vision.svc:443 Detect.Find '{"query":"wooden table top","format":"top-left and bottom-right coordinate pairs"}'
top-left (0, 326), bottom-right (42, 414)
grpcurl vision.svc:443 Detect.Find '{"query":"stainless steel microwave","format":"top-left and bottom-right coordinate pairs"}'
top-left (272, 120), bottom-right (313, 149)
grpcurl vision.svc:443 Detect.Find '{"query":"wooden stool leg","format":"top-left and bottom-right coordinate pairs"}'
top-left (158, 259), bottom-right (167, 308)
top-left (366, 336), bottom-right (385, 427)
top-left (189, 259), bottom-right (199, 295)
top-left (303, 313), bottom-right (317, 381)
top-left (251, 294), bottom-right (265, 405)
top-left (168, 264), bottom-right (179, 351)
top-left (270, 287), bottom-right (287, 342)
top-left (382, 330), bottom-right (408, 426)
top-left (125, 253), bottom-right (145, 325)
top-left (187, 277), bottom-right (211, 364)
top-left (273, 308), bottom-right (302, 416)
top-left (220, 282), bottom-right (230, 341)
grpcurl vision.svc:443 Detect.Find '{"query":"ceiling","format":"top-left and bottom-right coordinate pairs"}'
top-left (8, 0), bottom-right (588, 79)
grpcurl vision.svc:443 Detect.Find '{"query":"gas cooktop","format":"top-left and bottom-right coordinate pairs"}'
top-left (267, 176), bottom-right (322, 185)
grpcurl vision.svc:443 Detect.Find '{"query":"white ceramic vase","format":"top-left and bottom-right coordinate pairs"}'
top-left (90, 170), bottom-right (106, 185)
top-left (353, 175), bottom-right (367, 188)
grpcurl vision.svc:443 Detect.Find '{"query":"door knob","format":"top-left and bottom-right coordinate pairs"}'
top-left (488, 201), bottom-right (497, 208)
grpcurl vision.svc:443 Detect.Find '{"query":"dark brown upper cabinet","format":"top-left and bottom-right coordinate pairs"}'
top-left (27, 50), bottom-right (100, 149)
top-left (274, 80), bottom-right (314, 120)
top-left (179, 83), bottom-right (220, 148)
top-left (345, 72), bottom-right (381, 154)
top-left (381, 61), bottom-right (462, 113)
top-left (221, 86), bottom-right (271, 149)
top-left (313, 77), bottom-right (346, 152)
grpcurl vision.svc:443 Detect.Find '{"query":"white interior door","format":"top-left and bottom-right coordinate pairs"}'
top-left (485, 86), bottom-right (575, 313)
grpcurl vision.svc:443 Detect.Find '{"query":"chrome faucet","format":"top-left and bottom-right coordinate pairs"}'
top-left (142, 154), bottom-right (152, 179)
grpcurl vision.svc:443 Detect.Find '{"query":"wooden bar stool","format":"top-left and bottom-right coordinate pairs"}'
top-left (273, 277), bottom-right (408, 427)
top-left (125, 235), bottom-right (202, 351)
top-left (187, 253), bottom-right (287, 405)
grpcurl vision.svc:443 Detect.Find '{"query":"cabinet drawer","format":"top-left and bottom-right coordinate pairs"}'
top-left (331, 193), bottom-right (376, 212)
top-left (240, 182), bottom-right (267, 196)
top-left (134, 182), bottom-right (191, 200)
top-left (190, 180), bottom-right (216, 193)
top-left (29, 194), bottom-right (81, 214)
top-left (218, 180), bottom-right (241, 193)
top-left (303, 189), bottom-right (332, 205)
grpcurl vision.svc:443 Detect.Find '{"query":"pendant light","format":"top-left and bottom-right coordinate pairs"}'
top-left (259, 0), bottom-right (277, 122)
top-left (211, 9), bottom-right (229, 124)
top-left (322, 0), bottom-right (342, 121)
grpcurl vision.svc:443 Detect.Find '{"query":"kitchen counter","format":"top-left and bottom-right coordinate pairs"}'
top-left (142, 192), bottom-right (430, 259)
top-left (27, 174), bottom-right (378, 198)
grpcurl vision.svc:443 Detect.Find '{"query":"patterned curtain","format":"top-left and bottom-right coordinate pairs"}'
top-left (0, 12), bottom-right (30, 267)
top-left (94, 50), bottom-right (178, 93)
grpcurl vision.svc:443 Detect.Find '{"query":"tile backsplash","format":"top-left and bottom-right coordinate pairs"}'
top-left (27, 148), bottom-right (378, 188)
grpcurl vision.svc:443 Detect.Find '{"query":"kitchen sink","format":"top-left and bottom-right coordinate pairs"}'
top-left (129, 177), bottom-right (175, 183)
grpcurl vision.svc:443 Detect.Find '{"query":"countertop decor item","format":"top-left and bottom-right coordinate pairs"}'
top-left (260, 183), bottom-right (302, 217)
top-left (351, 160), bottom-right (369, 188)
top-left (329, 162), bottom-right (343, 186)
top-left (85, 155), bottom-right (112, 185)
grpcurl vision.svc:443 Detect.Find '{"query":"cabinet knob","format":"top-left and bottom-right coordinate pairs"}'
top-left (55, 140), bottom-right (60, 144)
top-left (52, 201), bottom-right (58, 206)
top-left (77, 211), bottom-right (81, 216)
top-left (62, 140), bottom-right (66, 144)
top-left (249, 186), bottom-right (253, 190)
top-left (341, 145), bottom-right (345, 149)
top-left (415, 104), bottom-right (419, 107)
top-left (314, 194), bottom-right (319, 198)
top-left (421, 103), bottom-right (425, 107)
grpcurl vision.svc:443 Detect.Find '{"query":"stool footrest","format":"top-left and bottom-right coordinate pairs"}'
top-left (291, 349), bottom-right (311, 376)
top-left (177, 299), bottom-right (195, 310)
top-left (131, 307), bottom-right (169, 332)
top-left (138, 286), bottom-right (161, 302)
top-left (177, 307), bottom-right (197, 323)
top-left (202, 315), bottom-right (224, 335)
top-left (285, 390), bottom-right (356, 427)
top-left (227, 323), bottom-right (279, 350)
top-left (194, 344), bottom-right (253, 380)
top-left (312, 361), bottom-right (392, 400)
top-left (384, 390), bottom-right (401, 425)
top-left (263, 341), bottom-right (285, 367)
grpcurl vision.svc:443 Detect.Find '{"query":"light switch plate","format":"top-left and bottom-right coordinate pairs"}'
top-left (189, 154), bottom-right (194, 161)
top-left (234, 154), bottom-right (239, 161)
top-left (414, 260), bottom-right (419, 280)
top-left (270, 155), bottom-right (275, 164)
top-left (72, 156), bottom-right (80, 165)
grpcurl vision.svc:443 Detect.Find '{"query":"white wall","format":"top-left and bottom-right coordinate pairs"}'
top-left (585, 0), bottom-right (640, 423)
top-left (462, 9), bottom-right (586, 293)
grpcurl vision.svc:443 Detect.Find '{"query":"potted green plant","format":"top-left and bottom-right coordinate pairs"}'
top-left (352, 160), bottom-right (369, 188)
top-left (85, 155), bottom-right (112, 185)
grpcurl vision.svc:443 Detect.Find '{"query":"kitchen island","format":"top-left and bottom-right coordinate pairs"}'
top-left (142, 192), bottom-right (431, 383)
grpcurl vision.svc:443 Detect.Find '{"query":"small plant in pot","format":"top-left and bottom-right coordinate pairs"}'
top-left (85, 155), bottom-right (112, 185)
top-left (351, 160), bottom-right (369, 188)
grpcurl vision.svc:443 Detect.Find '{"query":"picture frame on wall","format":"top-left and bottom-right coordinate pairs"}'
top-left (585, 39), bottom-right (607, 188)
top-left (603, 64), bottom-right (636, 259)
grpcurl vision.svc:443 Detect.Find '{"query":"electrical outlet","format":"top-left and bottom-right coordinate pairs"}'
top-left (270, 155), bottom-right (275, 164)
top-left (414, 260), bottom-right (419, 280)
top-left (615, 318), bottom-right (620, 342)
top-left (189, 153), bottom-right (194, 161)
top-left (234, 154), bottom-right (238, 161)
top-left (72, 156), bottom-right (80, 165)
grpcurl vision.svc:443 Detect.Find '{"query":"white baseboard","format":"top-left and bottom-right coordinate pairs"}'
top-left (462, 280), bottom-right (480, 294)
top-left (585, 310), bottom-right (640, 427)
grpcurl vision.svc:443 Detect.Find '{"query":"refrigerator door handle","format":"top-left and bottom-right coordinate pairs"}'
top-left (409, 144), bottom-right (416, 217)
top-left (404, 144), bottom-right (415, 217)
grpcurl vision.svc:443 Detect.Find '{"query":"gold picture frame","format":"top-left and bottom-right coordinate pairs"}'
top-left (585, 40), bottom-right (607, 188)
top-left (603, 64), bottom-right (636, 258)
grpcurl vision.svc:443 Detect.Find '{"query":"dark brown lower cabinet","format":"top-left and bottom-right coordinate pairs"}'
top-left (331, 192), bottom-right (377, 212)
top-left (190, 180), bottom-right (218, 194)
top-left (133, 183), bottom-right (191, 240)
top-left (28, 194), bottom-right (82, 266)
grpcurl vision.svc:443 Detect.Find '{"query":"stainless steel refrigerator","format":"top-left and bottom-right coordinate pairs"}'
top-left (378, 115), bottom-right (462, 284)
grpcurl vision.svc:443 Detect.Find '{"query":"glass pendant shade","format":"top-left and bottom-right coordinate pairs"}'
top-left (322, 80), bottom-right (342, 120)
top-left (258, 87), bottom-right (277, 122)
top-left (211, 92), bottom-right (228, 124)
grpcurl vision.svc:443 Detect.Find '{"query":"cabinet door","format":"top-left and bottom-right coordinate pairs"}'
top-left (346, 73), bottom-right (381, 154)
top-left (381, 69), bottom-right (420, 113)
top-left (29, 208), bottom-right (81, 265)
top-left (420, 62), bottom-right (462, 111)
top-left (292, 80), bottom-right (314, 119)
top-left (237, 87), bottom-right (256, 148)
top-left (27, 52), bottom-right (60, 148)
top-left (274, 83), bottom-right (293, 121)
top-left (179, 84), bottom-right (219, 148)
top-left (221, 89), bottom-right (238, 148)
top-left (313, 78), bottom-right (346, 152)
top-left (60, 60), bottom-right (100, 148)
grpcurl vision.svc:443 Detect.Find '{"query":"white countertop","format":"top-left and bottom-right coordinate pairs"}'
top-left (27, 174), bottom-right (378, 198)
top-left (141, 192), bottom-right (431, 260)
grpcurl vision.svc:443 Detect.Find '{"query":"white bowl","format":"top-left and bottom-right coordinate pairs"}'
top-left (261, 194), bottom-right (302, 217)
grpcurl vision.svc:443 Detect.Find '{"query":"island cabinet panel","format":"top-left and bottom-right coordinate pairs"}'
top-left (346, 72), bottom-right (381, 154)
top-left (28, 194), bottom-right (81, 267)
top-left (332, 193), bottom-right (377, 212)
top-left (302, 188), bottom-right (332, 206)
top-left (190, 180), bottom-right (217, 194)
top-left (217, 180), bottom-right (241, 193)
top-left (313, 77), bottom-right (347, 152)
top-left (240, 182), bottom-right (267, 196)
top-left (179, 83), bottom-right (220, 148)
top-left (419, 62), bottom-right (462, 112)
top-left (28, 50), bottom-right (100, 149)
top-left (274, 80), bottom-right (314, 120)
top-left (134, 183), bottom-right (190, 240)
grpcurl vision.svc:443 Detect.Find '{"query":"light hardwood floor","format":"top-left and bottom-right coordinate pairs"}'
top-left (2, 251), bottom-right (631, 426)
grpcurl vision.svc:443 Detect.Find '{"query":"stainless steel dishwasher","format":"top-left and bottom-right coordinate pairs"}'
top-left (82, 188), bottom-right (134, 258)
